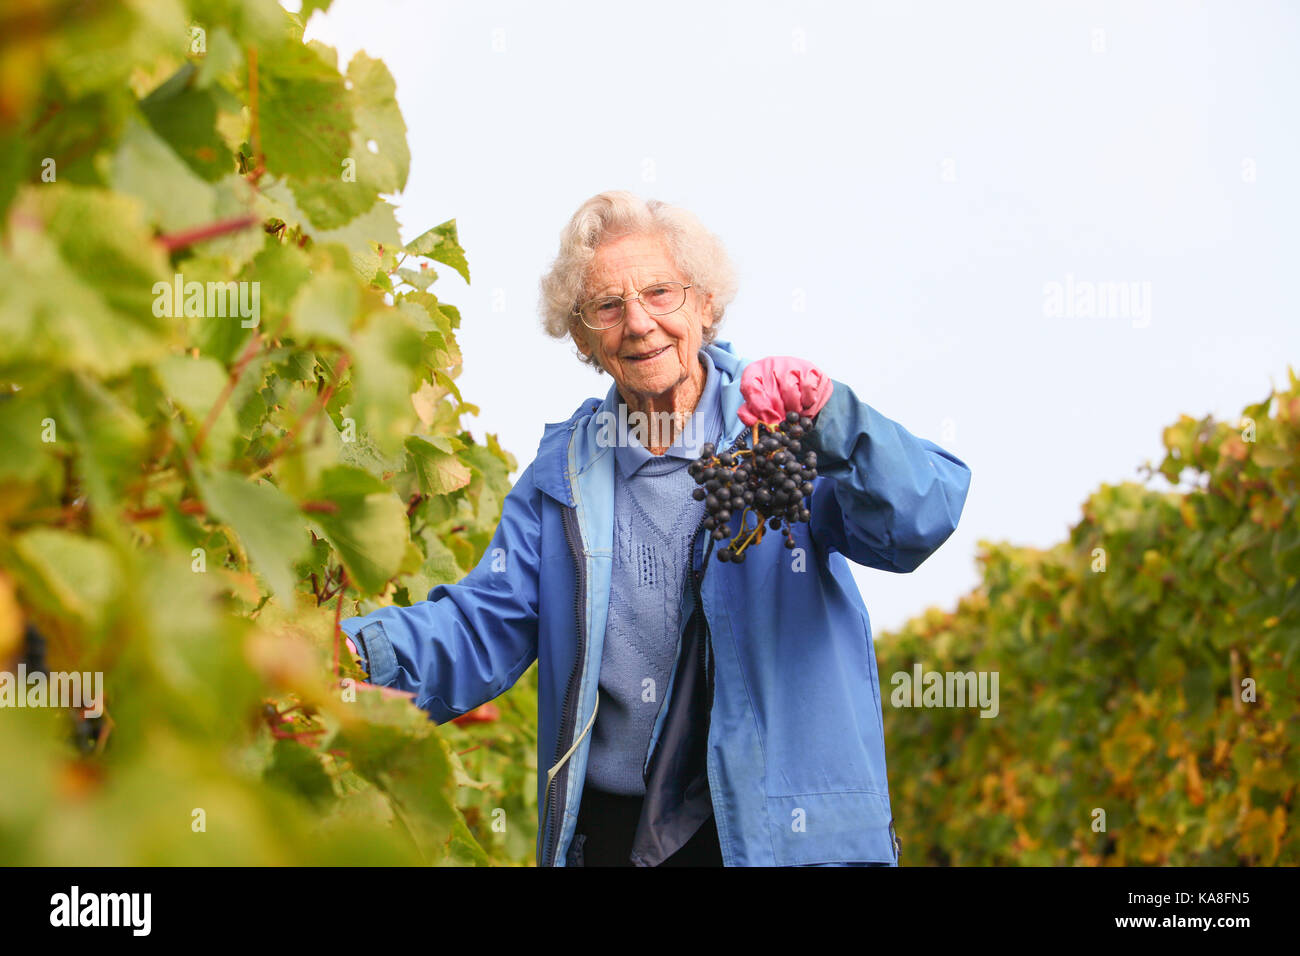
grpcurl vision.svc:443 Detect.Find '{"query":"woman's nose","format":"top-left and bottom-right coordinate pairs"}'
top-left (622, 295), bottom-right (658, 333)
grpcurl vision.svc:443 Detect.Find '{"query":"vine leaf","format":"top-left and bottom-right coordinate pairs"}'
top-left (196, 469), bottom-right (308, 606)
top-left (406, 435), bottom-right (472, 496)
top-left (307, 466), bottom-right (409, 595)
top-left (109, 117), bottom-right (217, 233)
top-left (404, 220), bottom-right (470, 283)
top-left (13, 528), bottom-right (123, 632)
top-left (258, 39), bottom-right (354, 182)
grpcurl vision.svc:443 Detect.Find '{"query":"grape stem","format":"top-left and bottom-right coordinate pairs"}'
top-left (730, 509), bottom-right (763, 554)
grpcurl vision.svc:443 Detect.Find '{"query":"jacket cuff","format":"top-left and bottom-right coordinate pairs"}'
top-left (800, 381), bottom-right (852, 470)
top-left (340, 618), bottom-right (398, 686)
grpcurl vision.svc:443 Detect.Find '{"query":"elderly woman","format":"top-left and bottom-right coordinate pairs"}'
top-left (341, 190), bottom-right (972, 867)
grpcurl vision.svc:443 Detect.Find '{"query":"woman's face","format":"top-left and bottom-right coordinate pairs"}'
top-left (574, 232), bottom-right (714, 404)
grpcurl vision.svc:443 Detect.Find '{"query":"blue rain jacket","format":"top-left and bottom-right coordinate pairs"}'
top-left (341, 339), bottom-right (972, 866)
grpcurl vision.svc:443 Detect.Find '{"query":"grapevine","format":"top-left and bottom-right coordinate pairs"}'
top-left (0, 0), bottom-right (536, 867)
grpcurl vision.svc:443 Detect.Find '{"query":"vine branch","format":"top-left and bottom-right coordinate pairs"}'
top-left (157, 214), bottom-right (260, 253)
top-left (259, 353), bottom-right (351, 467)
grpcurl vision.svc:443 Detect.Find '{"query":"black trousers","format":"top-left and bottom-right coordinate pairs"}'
top-left (571, 784), bottom-right (724, 867)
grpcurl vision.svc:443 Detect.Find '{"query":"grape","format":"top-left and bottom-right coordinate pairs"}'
top-left (689, 412), bottom-right (822, 565)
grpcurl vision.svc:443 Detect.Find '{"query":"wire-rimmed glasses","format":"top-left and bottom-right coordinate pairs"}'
top-left (573, 281), bottom-right (693, 331)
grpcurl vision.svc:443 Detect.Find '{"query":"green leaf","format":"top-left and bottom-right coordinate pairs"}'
top-left (397, 266), bottom-right (435, 290)
top-left (0, 186), bottom-right (174, 377)
top-left (0, 393), bottom-right (59, 483)
top-left (156, 354), bottom-right (240, 462)
top-left (194, 26), bottom-right (245, 90)
top-left (259, 39), bottom-right (354, 182)
top-left (243, 236), bottom-right (314, 338)
top-left (406, 435), bottom-right (473, 496)
top-left (332, 691), bottom-right (476, 863)
top-left (349, 308), bottom-right (426, 456)
top-left (264, 738), bottom-right (336, 808)
top-left (404, 220), bottom-right (470, 283)
top-left (401, 290), bottom-right (453, 338)
top-left (308, 465), bottom-right (410, 594)
top-left (316, 201), bottom-right (402, 280)
top-left (139, 63), bottom-right (232, 181)
top-left (13, 529), bottom-right (122, 631)
top-left (434, 369), bottom-right (462, 404)
top-left (299, 1), bottom-right (338, 21)
top-left (52, 374), bottom-right (150, 510)
top-left (344, 53), bottom-right (409, 194)
top-left (400, 534), bottom-right (465, 598)
top-left (288, 52), bottom-right (409, 229)
top-left (290, 270), bottom-right (361, 346)
top-left (195, 468), bottom-right (308, 605)
top-left (260, 179), bottom-right (400, 280)
top-left (46, 0), bottom-right (188, 98)
top-left (109, 116), bottom-right (217, 233)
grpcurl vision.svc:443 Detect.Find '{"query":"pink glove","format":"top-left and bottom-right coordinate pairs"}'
top-left (737, 356), bottom-right (833, 427)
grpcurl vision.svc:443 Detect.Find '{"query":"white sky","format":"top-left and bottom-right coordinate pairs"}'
top-left (300, 0), bottom-right (1300, 636)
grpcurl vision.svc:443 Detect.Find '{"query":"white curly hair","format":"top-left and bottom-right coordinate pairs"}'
top-left (538, 190), bottom-right (739, 373)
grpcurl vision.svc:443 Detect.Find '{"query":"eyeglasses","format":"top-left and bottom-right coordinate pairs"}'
top-left (573, 281), bottom-right (693, 331)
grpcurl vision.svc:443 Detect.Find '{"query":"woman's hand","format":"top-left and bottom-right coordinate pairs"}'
top-left (737, 356), bottom-right (833, 427)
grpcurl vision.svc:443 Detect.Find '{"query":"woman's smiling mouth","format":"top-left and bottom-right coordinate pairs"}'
top-left (626, 345), bottom-right (671, 362)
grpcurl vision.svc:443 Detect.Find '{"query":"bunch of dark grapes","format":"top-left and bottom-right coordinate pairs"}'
top-left (688, 410), bottom-right (818, 563)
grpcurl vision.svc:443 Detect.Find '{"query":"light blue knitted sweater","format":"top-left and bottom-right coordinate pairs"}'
top-left (584, 349), bottom-right (724, 795)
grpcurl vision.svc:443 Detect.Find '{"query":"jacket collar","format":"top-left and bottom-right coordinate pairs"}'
top-left (532, 339), bottom-right (750, 506)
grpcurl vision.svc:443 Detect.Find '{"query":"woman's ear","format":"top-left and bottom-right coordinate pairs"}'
top-left (699, 289), bottom-right (716, 330)
top-left (574, 330), bottom-right (595, 361)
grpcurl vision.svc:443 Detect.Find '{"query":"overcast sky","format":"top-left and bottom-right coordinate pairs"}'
top-left (299, 0), bottom-right (1300, 636)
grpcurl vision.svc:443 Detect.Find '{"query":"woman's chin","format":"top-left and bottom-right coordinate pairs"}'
top-left (625, 367), bottom-right (680, 397)
top-left (618, 362), bottom-right (667, 389)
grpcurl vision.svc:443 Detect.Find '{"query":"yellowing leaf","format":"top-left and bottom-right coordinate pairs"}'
top-left (406, 435), bottom-right (472, 496)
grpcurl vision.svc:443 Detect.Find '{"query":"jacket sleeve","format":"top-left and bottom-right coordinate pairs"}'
top-left (340, 460), bottom-right (543, 724)
top-left (803, 379), bottom-right (971, 573)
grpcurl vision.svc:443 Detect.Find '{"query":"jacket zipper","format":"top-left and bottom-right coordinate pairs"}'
top-left (541, 502), bottom-right (588, 867)
top-left (692, 520), bottom-right (711, 694)
top-left (696, 515), bottom-right (723, 862)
